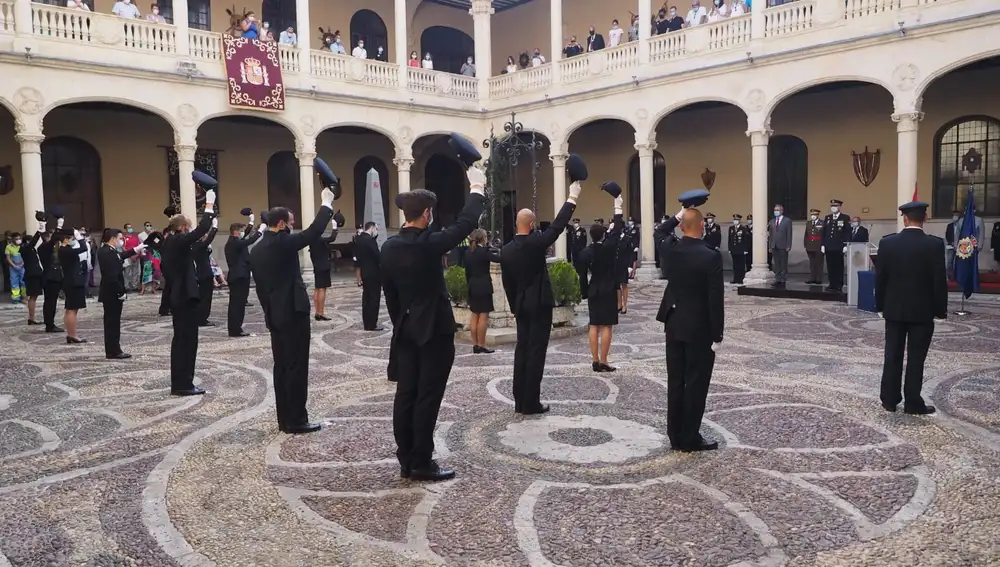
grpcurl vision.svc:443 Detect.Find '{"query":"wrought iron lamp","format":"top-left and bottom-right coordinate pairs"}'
top-left (481, 112), bottom-right (543, 247)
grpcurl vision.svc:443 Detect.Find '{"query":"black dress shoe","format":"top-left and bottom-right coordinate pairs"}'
top-left (106, 352), bottom-right (132, 360)
top-left (680, 439), bottom-right (720, 452)
top-left (365, 326), bottom-right (385, 332)
top-left (66, 336), bottom-right (87, 344)
top-left (881, 403), bottom-right (897, 412)
top-left (45, 326), bottom-right (64, 333)
top-left (600, 363), bottom-right (616, 372)
top-left (592, 361), bottom-right (602, 372)
top-left (400, 464), bottom-right (411, 479)
top-left (171, 387), bottom-right (206, 396)
top-left (245, 302), bottom-right (254, 307)
top-left (409, 460), bottom-right (455, 482)
top-left (314, 314), bottom-right (331, 321)
top-left (514, 404), bottom-right (522, 414)
top-left (283, 422), bottom-right (322, 434)
top-left (159, 311), bottom-right (170, 317)
top-left (903, 405), bottom-right (936, 415)
top-left (27, 319), bottom-right (39, 325)
top-left (198, 321), bottom-right (215, 327)
top-left (229, 331), bottom-right (251, 337)
top-left (521, 404), bottom-right (550, 415)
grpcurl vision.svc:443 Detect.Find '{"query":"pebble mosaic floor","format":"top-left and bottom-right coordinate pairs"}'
top-left (1, 282), bottom-right (999, 566)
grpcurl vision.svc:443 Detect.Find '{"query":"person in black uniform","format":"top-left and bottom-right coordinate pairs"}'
top-left (98, 228), bottom-right (146, 359)
top-left (352, 225), bottom-right (364, 287)
top-left (193, 218), bottom-right (218, 326)
top-left (745, 214), bottom-right (754, 272)
top-left (157, 207), bottom-right (178, 317)
top-left (20, 217), bottom-right (47, 325)
top-left (250, 188), bottom-right (338, 434)
top-left (224, 220), bottom-right (264, 337)
top-left (655, 193), bottom-right (724, 452)
top-left (464, 228), bottom-right (501, 354)
top-left (616, 218), bottom-right (638, 314)
top-left (703, 213), bottom-right (722, 249)
top-left (381, 167), bottom-right (487, 481)
top-left (310, 218), bottom-right (340, 322)
top-left (500, 179), bottom-right (581, 416)
top-left (568, 218), bottom-right (587, 264)
top-left (162, 191), bottom-right (217, 396)
top-left (875, 201), bottom-right (946, 416)
top-left (38, 222), bottom-right (63, 333)
top-left (848, 216), bottom-right (869, 243)
top-left (58, 227), bottom-right (89, 344)
top-left (578, 199), bottom-right (624, 372)
top-left (822, 198), bottom-right (851, 292)
top-left (354, 221), bottom-right (383, 331)
top-left (728, 214), bottom-right (747, 284)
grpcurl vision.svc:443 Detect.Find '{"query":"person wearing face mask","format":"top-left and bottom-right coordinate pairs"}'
top-left (822, 199), bottom-right (851, 292)
top-left (353, 221), bottom-right (383, 332)
top-left (192, 218), bottom-right (219, 327)
top-left (849, 216), bottom-right (869, 243)
top-left (460, 56), bottom-right (476, 77)
top-left (352, 40), bottom-right (367, 59)
top-left (250, 187), bottom-right (338, 435)
top-left (745, 214), bottom-right (754, 270)
top-left (98, 228), bottom-right (146, 359)
top-left (19, 218), bottom-right (47, 324)
top-left (380, 165), bottom-right (487, 481)
top-left (616, 217), bottom-right (639, 315)
top-left (121, 223), bottom-right (141, 292)
top-left (685, 0), bottom-right (708, 27)
top-left (38, 216), bottom-right (66, 332)
top-left (944, 210), bottom-right (959, 275)
top-left (568, 217), bottom-right (588, 263)
top-left (374, 45), bottom-right (387, 62)
top-left (112, 0), bottom-right (140, 18)
top-left (707, 0), bottom-right (728, 22)
top-left (224, 217), bottom-right (265, 338)
top-left (586, 25), bottom-right (605, 52)
top-left (728, 214), bottom-right (747, 284)
top-left (422, 52), bottom-right (434, 69)
top-left (146, 3), bottom-right (164, 22)
top-left (4, 231), bottom-right (25, 304)
top-left (803, 208), bottom-right (824, 285)
top-left (161, 190), bottom-right (216, 396)
top-left (59, 227), bottom-right (90, 344)
top-left (328, 34), bottom-right (346, 55)
top-left (608, 19), bottom-right (623, 47)
top-left (769, 204), bottom-right (792, 288)
top-left (309, 212), bottom-right (343, 323)
top-left (703, 213), bottom-right (721, 249)
top-left (730, 0), bottom-right (747, 16)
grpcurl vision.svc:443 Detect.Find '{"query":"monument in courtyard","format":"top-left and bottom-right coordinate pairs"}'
top-left (363, 167), bottom-right (387, 248)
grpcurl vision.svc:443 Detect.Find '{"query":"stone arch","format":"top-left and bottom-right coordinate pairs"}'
top-left (41, 136), bottom-right (104, 230)
top-left (195, 110), bottom-right (299, 138)
top-left (645, 96), bottom-right (748, 142)
top-left (916, 50), bottom-right (1000, 100)
top-left (40, 96), bottom-right (179, 133)
top-left (349, 8), bottom-right (388, 54)
top-left (317, 121), bottom-right (400, 149)
top-left (559, 115), bottom-right (636, 150)
top-left (420, 26), bottom-right (475, 75)
top-left (762, 76), bottom-right (894, 122)
top-left (932, 115), bottom-right (1000, 217)
top-left (266, 150), bottom-right (301, 213)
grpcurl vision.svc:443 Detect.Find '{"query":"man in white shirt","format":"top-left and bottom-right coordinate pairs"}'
top-left (67, 0), bottom-right (91, 10)
top-left (608, 19), bottom-right (623, 47)
top-left (279, 26), bottom-right (297, 46)
top-left (531, 48), bottom-right (545, 67)
top-left (112, 0), bottom-right (140, 18)
top-left (685, 0), bottom-right (708, 26)
top-left (352, 40), bottom-right (367, 59)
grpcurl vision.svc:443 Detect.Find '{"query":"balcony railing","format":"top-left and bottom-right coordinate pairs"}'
top-left (0, 0), bottom-right (988, 108)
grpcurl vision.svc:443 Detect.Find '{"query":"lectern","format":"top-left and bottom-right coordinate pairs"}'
top-left (846, 242), bottom-right (873, 306)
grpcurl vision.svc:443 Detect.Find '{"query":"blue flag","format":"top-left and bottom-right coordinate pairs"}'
top-left (955, 186), bottom-right (979, 299)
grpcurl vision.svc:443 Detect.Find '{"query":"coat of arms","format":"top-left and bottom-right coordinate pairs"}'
top-left (240, 56), bottom-right (270, 86)
top-left (851, 146), bottom-right (881, 187)
top-left (957, 236), bottom-right (978, 259)
top-left (701, 168), bottom-right (715, 191)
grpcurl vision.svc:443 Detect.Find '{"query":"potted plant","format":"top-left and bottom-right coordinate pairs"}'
top-left (444, 265), bottom-right (469, 307)
top-left (547, 260), bottom-right (582, 327)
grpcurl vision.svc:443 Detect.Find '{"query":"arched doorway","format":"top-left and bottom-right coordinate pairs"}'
top-left (933, 115), bottom-right (1000, 216)
top-left (353, 156), bottom-right (391, 227)
top-left (266, 151), bottom-right (301, 214)
top-left (261, 0), bottom-right (296, 35)
top-left (627, 151), bottom-right (666, 222)
top-left (349, 9), bottom-right (388, 55)
top-left (767, 135), bottom-right (808, 219)
top-left (420, 26), bottom-right (475, 74)
top-left (424, 154), bottom-right (465, 227)
top-left (41, 136), bottom-right (103, 230)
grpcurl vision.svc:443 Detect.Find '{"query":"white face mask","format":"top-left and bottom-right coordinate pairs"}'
top-left (732, 220), bottom-right (739, 226)
top-left (810, 215), bottom-right (817, 221)
top-left (831, 206), bottom-right (839, 214)
top-left (14, 239), bottom-right (22, 245)
top-left (952, 215), bottom-right (959, 221)
top-left (748, 221), bottom-right (753, 227)
top-left (706, 219), bottom-right (714, 225)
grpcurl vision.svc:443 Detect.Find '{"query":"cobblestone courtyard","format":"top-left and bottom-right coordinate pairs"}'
top-left (1, 282), bottom-right (999, 566)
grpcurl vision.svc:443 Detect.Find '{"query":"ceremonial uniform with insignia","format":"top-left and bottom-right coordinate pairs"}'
top-left (193, 220), bottom-right (218, 326)
top-left (703, 213), bottom-right (721, 249)
top-left (822, 198), bottom-right (851, 292)
top-left (803, 208), bottom-right (824, 284)
top-left (745, 215), bottom-right (753, 270)
top-left (224, 218), bottom-right (264, 337)
top-left (568, 219), bottom-right (588, 264)
top-left (728, 214), bottom-right (747, 284)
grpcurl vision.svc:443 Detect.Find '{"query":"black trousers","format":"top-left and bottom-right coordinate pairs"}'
top-left (880, 320), bottom-right (934, 408)
top-left (159, 278), bottom-right (171, 315)
top-left (170, 301), bottom-right (200, 391)
top-left (393, 333), bottom-right (455, 467)
top-left (102, 298), bottom-right (124, 356)
top-left (512, 308), bottom-right (553, 410)
top-left (730, 251), bottom-right (746, 283)
top-left (43, 280), bottom-right (61, 329)
top-left (826, 248), bottom-right (845, 289)
top-left (665, 340), bottom-right (715, 448)
top-left (197, 277), bottom-right (213, 324)
top-left (807, 250), bottom-right (825, 282)
top-left (270, 312), bottom-right (312, 429)
top-left (361, 277), bottom-right (381, 330)
top-left (227, 278), bottom-right (250, 334)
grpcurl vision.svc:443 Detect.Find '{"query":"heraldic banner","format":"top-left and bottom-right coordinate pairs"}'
top-left (222, 35), bottom-right (285, 111)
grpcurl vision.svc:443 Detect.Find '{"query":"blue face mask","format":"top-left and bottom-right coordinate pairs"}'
top-left (773, 211), bottom-right (780, 217)
top-left (127, 227), bottom-right (134, 233)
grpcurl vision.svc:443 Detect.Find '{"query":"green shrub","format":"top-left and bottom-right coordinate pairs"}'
top-left (444, 265), bottom-right (468, 306)
top-left (548, 260), bottom-right (582, 306)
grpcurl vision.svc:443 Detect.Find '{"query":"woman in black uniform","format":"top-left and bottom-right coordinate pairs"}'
top-left (464, 228), bottom-right (500, 354)
top-left (20, 219), bottom-right (47, 325)
top-left (616, 220), bottom-right (638, 314)
top-left (579, 213), bottom-right (623, 372)
top-left (58, 228), bottom-right (89, 344)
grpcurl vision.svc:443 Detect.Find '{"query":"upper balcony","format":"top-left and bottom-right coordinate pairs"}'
top-left (0, 0), bottom-right (994, 114)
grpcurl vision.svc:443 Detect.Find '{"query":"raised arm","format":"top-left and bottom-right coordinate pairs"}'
top-left (531, 200), bottom-right (577, 249)
top-left (176, 190), bottom-right (217, 247)
top-left (282, 206), bottom-right (334, 252)
top-left (427, 194), bottom-right (487, 255)
top-left (192, 227), bottom-right (218, 252)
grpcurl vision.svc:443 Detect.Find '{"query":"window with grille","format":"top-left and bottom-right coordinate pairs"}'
top-left (933, 116), bottom-right (1000, 216)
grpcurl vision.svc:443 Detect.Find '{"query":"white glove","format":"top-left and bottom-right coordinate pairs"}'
top-left (204, 189), bottom-right (217, 206)
top-left (70, 239), bottom-right (80, 249)
top-left (711, 341), bottom-right (722, 352)
top-left (613, 195), bottom-right (624, 215)
top-left (38, 221), bottom-right (46, 232)
top-left (675, 206), bottom-right (685, 221)
top-left (877, 312), bottom-right (884, 319)
top-left (467, 166), bottom-right (487, 195)
top-left (57, 218), bottom-right (65, 229)
top-left (249, 214), bottom-right (255, 225)
top-left (821, 246), bottom-right (825, 253)
top-left (211, 218), bottom-right (218, 229)
top-left (568, 181), bottom-right (582, 202)
top-left (331, 219), bottom-right (338, 230)
top-left (118, 293), bottom-right (127, 301)
top-left (258, 223), bottom-right (267, 233)
top-left (320, 187), bottom-right (335, 209)
top-left (73, 229), bottom-right (81, 240)
top-left (134, 243), bottom-right (147, 253)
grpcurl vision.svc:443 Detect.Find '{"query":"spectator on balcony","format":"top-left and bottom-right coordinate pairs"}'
top-left (731, 0), bottom-right (747, 16)
top-left (628, 14), bottom-right (639, 41)
top-left (67, 0), bottom-right (91, 11)
top-left (531, 48), bottom-right (546, 67)
top-left (279, 26), bottom-right (297, 46)
top-left (563, 36), bottom-right (583, 57)
top-left (261, 22), bottom-right (275, 42)
top-left (707, 0), bottom-right (729, 21)
top-left (112, 0), bottom-right (140, 19)
top-left (240, 13), bottom-right (259, 39)
top-left (327, 33), bottom-right (346, 55)
top-left (374, 45), bottom-right (387, 61)
top-left (505, 55), bottom-right (518, 73)
top-left (685, 1), bottom-right (709, 26)
top-left (408, 51), bottom-right (420, 67)
top-left (146, 3), bottom-right (164, 22)
top-left (460, 56), bottom-right (476, 76)
top-left (608, 19), bottom-right (623, 47)
top-left (586, 26), bottom-right (605, 51)
top-left (352, 39), bottom-right (367, 59)
top-left (422, 53), bottom-right (434, 69)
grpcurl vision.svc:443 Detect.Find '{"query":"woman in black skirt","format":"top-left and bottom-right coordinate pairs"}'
top-left (57, 228), bottom-right (89, 344)
top-left (464, 228), bottom-right (500, 354)
top-left (617, 220), bottom-right (639, 314)
top-left (579, 211), bottom-right (624, 372)
top-left (19, 221), bottom-right (47, 325)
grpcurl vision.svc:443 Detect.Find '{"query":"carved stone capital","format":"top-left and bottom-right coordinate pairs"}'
top-left (394, 157), bottom-right (415, 172)
top-left (296, 151), bottom-right (317, 164)
top-left (15, 133), bottom-right (44, 153)
top-left (550, 153), bottom-right (569, 167)
top-left (175, 144), bottom-right (197, 162)
top-left (634, 142), bottom-right (658, 155)
top-left (892, 112), bottom-right (924, 133)
top-left (746, 129), bottom-right (772, 147)
top-left (469, 0), bottom-right (494, 17)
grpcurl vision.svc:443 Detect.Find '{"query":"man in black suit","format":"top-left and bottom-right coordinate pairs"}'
top-left (875, 201), bottom-right (947, 415)
top-left (250, 188), bottom-right (338, 434)
top-left (161, 191), bottom-right (216, 396)
top-left (38, 217), bottom-right (64, 333)
top-left (381, 167), bottom-right (487, 481)
top-left (310, 223), bottom-right (339, 321)
top-left (193, 219), bottom-right (218, 327)
top-left (655, 206), bottom-right (724, 452)
top-left (97, 228), bottom-right (145, 359)
top-left (586, 25), bottom-right (605, 51)
top-left (354, 221), bottom-right (383, 331)
top-left (500, 179), bottom-right (582, 415)
top-left (224, 220), bottom-right (264, 337)
top-left (849, 216), bottom-right (870, 243)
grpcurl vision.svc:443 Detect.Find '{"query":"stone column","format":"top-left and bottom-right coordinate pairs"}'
top-left (893, 111), bottom-right (922, 231)
top-left (295, 0), bottom-right (310, 74)
top-left (750, 0), bottom-right (765, 40)
top-left (635, 141), bottom-right (657, 265)
top-left (551, 151), bottom-right (568, 259)
top-left (13, 0), bottom-right (32, 36)
top-left (16, 133), bottom-right (45, 232)
top-left (175, 144), bottom-right (197, 220)
top-left (394, 0), bottom-right (407, 88)
top-left (638, 0), bottom-right (651, 63)
top-left (394, 154), bottom-right (413, 228)
top-left (296, 143), bottom-right (317, 272)
top-left (470, 0), bottom-right (494, 101)
top-left (744, 128), bottom-right (774, 284)
top-left (549, 0), bottom-right (562, 83)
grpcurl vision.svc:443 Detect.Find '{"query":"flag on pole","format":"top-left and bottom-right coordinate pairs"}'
top-left (954, 186), bottom-right (979, 299)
